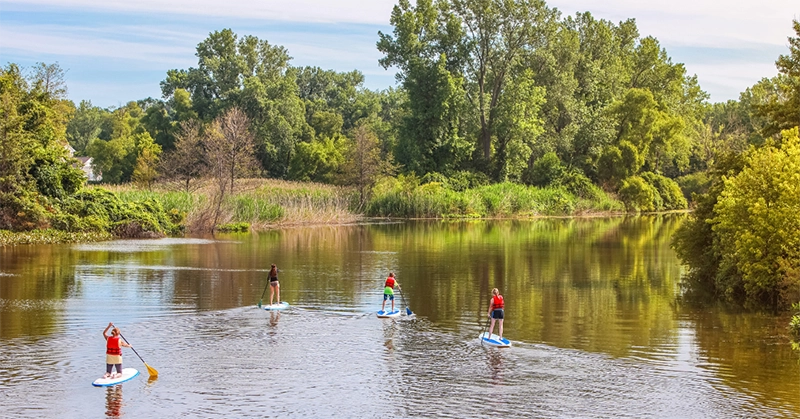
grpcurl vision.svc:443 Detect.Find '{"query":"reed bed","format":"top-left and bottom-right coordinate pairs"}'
top-left (102, 179), bottom-right (361, 231)
top-left (99, 177), bottom-right (622, 233)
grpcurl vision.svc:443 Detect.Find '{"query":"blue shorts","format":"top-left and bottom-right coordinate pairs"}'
top-left (491, 309), bottom-right (504, 320)
top-left (383, 294), bottom-right (394, 301)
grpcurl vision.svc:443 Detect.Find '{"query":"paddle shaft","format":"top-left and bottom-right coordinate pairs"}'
top-left (481, 316), bottom-right (490, 345)
top-left (118, 332), bottom-right (147, 364)
top-left (398, 287), bottom-right (412, 314)
top-left (257, 279), bottom-right (270, 307)
top-left (112, 324), bottom-right (157, 377)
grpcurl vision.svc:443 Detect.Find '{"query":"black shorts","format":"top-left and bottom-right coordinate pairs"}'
top-left (491, 309), bottom-right (504, 320)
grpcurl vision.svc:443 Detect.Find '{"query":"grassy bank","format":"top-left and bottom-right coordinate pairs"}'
top-left (0, 178), bottom-right (624, 245)
top-left (101, 178), bottom-right (626, 230)
top-left (366, 178), bottom-right (623, 218)
top-left (106, 179), bottom-right (360, 232)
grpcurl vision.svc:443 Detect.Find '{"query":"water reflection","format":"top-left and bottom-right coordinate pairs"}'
top-left (0, 215), bottom-right (798, 417)
top-left (269, 311), bottom-right (281, 328)
top-left (104, 385), bottom-right (124, 417)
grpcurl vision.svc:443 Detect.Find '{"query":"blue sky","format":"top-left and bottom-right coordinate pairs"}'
top-left (1, 0), bottom-right (798, 108)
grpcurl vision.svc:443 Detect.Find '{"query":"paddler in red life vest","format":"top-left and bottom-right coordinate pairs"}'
top-left (381, 272), bottom-right (399, 312)
top-left (487, 288), bottom-right (505, 340)
top-left (103, 323), bottom-right (131, 379)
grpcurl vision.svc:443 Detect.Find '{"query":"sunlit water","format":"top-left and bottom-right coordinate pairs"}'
top-left (0, 216), bottom-right (797, 418)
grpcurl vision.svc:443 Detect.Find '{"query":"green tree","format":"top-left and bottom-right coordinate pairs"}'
top-left (378, 0), bottom-right (556, 179)
top-left (131, 133), bottom-right (162, 189)
top-left (0, 63), bottom-right (83, 230)
top-left (755, 20), bottom-right (800, 137)
top-left (712, 128), bottom-right (800, 309)
top-left (66, 100), bottom-right (106, 155)
top-left (161, 29), bottom-right (306, 178)
top-left (378, 0), bottom-right (471, 174)
top-left (340, 125), bottom-right (398, 207)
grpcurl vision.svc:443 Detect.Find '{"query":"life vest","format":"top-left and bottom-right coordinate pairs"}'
top-left (491, 295), bottom-right (504, 310)
top-left (385, 277), bottom-right (396, 288)
top-left (106, 336), bottom-right (122, 356)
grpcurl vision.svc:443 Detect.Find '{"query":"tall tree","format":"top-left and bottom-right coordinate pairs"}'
top-left (161, 29), bottom-right (306, 178)
top-left (205, 107), bottom-right (259, 193)
top-left (66, 100), bottom-right (106, 155)
top-left (378, 0), bottom-right (472, 175)
top-left (340, 125), bottom-right (397, 207)
top-left (159, 120), bottom-right (208, 191)
top-left (0, 63), bottom-right (83, 230)
top-left (755, 20), bottom-right (800, 137)
top-left (378, 0), bottom-right (556, 179)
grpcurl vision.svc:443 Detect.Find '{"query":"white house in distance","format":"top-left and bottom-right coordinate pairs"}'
top-left (75, 156), bottom-right (101, 182)
top-left (64, 144), bottom-right (102, 182)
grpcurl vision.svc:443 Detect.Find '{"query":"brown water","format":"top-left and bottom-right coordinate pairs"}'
top-left (0, 215), bottom-right (797, 418)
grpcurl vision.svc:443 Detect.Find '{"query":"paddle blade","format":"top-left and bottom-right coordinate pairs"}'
top-left (406, 307), bottom-right (413, 315)
top-left (257, 300), bottom-right (262, 308)
top-left (145, 363), bottom-right (158, 378)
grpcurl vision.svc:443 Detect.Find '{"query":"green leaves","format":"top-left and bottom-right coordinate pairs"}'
top-left (712, 128), bottom-right (800, 308)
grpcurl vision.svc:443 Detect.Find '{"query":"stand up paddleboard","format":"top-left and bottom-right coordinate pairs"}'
top-left (263, 302), bottom-right (290, 311)
top-left (92, 368), bottom-right (140, 387)
top-left (376, 309), bottom-right (401, 318)
top-left (480, 332), bottom-right (512, 347)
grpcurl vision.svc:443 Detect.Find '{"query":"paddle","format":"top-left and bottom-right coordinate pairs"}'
top-left (398, 286), bottom-right (413, 316)
top-left (480, 316), bottom-right (490, 346)
top-left (257, 279), bottom-right (270, 308)
top-left (112, 324), bottom-right (158, 378)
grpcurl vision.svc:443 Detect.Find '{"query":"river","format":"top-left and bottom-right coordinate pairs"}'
top-left (0, 215), bottom-right (797, 418)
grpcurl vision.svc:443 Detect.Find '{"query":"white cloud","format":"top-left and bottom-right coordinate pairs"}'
top-left (550, 0), bottom-right (799, 48)
top-left (2, 0), bottom-right (398, 25)
top-left (0, 23), bottom-right (195, 67)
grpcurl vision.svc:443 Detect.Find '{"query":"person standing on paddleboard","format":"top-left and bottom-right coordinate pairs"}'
top-left (103, 323), bottom-right (131, 379)
top-left (487, 288), bottom-right (504, 340)
top-left (381, 272), bottom-right (399, 312)
top-left (268, 264), bottom-right (280, 305)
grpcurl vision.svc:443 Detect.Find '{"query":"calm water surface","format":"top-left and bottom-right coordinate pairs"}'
top-left (0, 215), bottom-right (797, 418)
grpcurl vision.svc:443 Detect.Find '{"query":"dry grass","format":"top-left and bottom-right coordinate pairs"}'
top-left (100, 178), bottom-right (361, 232)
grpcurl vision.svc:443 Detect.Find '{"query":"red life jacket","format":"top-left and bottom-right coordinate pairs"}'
top-left (385, 277), bottom-right (396, 288)
top-left (491, 295), bottom-right (504, 309)
top-left (106, 336), bottom-right (122, 356)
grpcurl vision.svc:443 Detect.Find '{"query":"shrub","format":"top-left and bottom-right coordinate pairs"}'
top-left (640, 172), bottom-right (688, 210)
top-left (529, 152), bottom-right (565, 187)
top-left (618, 176), bottom-right (657, 212)
top-left (676, 172), bottom-right (711, 204)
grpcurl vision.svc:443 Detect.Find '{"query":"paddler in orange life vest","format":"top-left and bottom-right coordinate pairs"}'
top-left (487, 288), bottom-right (505, 340)
top-left (381, 272), bottom-right (400, 312)
top-left (103, 323), bottom-right (131, 379)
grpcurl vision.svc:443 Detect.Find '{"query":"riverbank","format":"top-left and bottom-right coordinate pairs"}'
top-left (0, 178), bottom-right (627, 245)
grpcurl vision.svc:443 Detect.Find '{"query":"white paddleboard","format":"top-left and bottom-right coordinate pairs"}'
top-left (480, 332), bottom-right (512, 347)
top-left (376, 309), bottom-right (401, 318)
top-left (92, 368), bottom-right (140, 387)
top-left (263, 302), bottom-right (290, 311)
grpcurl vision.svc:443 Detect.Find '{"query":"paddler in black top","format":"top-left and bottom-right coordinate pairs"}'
top-left (268, 264), bottom-right (280, 305)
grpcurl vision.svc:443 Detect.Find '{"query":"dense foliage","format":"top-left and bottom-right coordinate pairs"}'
top-left (672, 21), bottom-right (800, 311)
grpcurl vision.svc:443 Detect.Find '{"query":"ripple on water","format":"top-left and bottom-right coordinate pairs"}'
top-left (0, 306), bottom-right (795, 418)
top-left (71, 238), bottom-right (226, 253)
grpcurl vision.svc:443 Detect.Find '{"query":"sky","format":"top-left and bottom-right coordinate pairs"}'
top-left (1, 0), bottom-right (798, 108)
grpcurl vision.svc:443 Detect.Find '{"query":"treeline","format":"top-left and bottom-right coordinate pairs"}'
top-left (62, 3), bottom-right (717, 213)
top-left (672, 20), bottom-right (800, 315)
